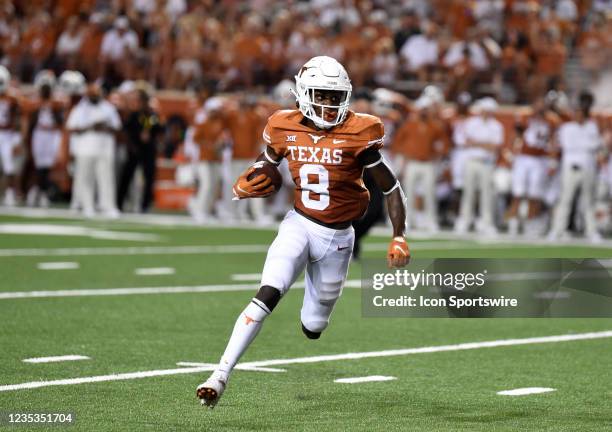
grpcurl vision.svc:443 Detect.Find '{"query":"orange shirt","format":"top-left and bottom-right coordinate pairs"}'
top-left (226, 107), bottom-right (266, 160)
top-left (393, 116), bottom-right (449, 161)
top-left (264, 110), bottom-right (384, 224)
top-left (536, 42), bottom-right (566, 76)
top-left (193, 115), bottom-right (225, 161)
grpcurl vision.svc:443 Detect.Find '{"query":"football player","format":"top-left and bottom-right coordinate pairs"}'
top-left (0, 66), bottom-right (22, 206)
top-left (196, 56), bottom-right (410, 408)
top-left (506, 98), bottom-right (558, 235)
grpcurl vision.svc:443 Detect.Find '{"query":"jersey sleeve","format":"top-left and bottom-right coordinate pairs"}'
top-left (355, 119), bottom-right (385, 158)
top-left (262, 112), bottom-right (287, 164)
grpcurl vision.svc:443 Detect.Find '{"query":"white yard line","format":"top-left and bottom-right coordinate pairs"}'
top-left (37, 262), bottom-right (79, 270)
top-left (231, 273), bottom-right (262, 281)
top-left (497, 387), bottom-right (556, 396)
top-left (22, 355), bottom-right (90, 364)
top-left (175, 362), bottom-right (285, 373)
top-left (0, 223), bottom-right (160, 242)
top-left (134, 267), bottom-right (175, 276)
top-left (1, 330), bottom-right (610, 393)
top-left (0, 280), bottom-right (361, 300)
top-left (0, 242), bottom-right (473, 257)
top-left (334, 376), bottom-right (396, 384)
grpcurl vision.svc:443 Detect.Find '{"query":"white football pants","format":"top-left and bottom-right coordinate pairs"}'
top-left (230, 159), bottom-right (266, 221)
top-left (73, 154), bottom-right (118, 216)
top-left (260, 210), bottom-right (354, 333)
top-left (193, 161), bottom-right (220, 218)
top-left (549, 165), bottom-right (597, 237)
top-left (458, 158), bottom-right (495, 229)
top-left (402, 160), bottom-right (438, 230)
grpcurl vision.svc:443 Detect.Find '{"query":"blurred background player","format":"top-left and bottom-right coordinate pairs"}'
top-left (0, 66), bottom-right (21, 206)
top-left (66, 82), bottom-right (121, 218)
top-left (57, 70), bottom-right (86, 212)
top-left (449, 92), bottom-right (473, 222)
top-left (549, 91), bottom-right (604, 241)
top-left (394, 88), bottom-right (448, 232)
top-left (26, 70), bottom-right (63, 207)
top-left (455, 97), bottom-right (505, 235)
top-left (117, 85), bottom-right (163, 213)
top-left (506, 98), bottom-right (558, 235)
top-left (225, 94), bottom-right (271, 224)
top-left (188, 97), bottom-right (226, 223)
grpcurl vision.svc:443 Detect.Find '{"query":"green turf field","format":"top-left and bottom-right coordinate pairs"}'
top-left (1, 213), bottom-right (611, 431)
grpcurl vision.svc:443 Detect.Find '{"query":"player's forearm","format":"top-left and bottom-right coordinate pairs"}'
top-left (386, 188), bottom-right (406, 238)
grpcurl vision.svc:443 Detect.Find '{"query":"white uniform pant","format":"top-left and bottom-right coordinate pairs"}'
top-left (550, 165), bottom-right (597, 237)
top-left (451, 148), bottom-right (468, 190)
top-left (231, 159), bottom-right (266, 221)
top-left (194, 161), bottom-right (220, 217)
top-left (459, 158), bottom-right (495, 228)
top-left (512, 155), bottom-right (547, 199)
top-left (73, 153), bottom-right (117, 215)
top-left (0, 131), bottom-right (20, 175)
top-left (402, 160), bottom-right (438, 230)
top-left (32, 130), bottom-right (61, 169)
top-left (260, 210), bottom-right (354, 333)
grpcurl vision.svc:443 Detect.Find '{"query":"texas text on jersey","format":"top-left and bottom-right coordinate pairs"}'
top-left (262, 109), bottom-right (385, 225)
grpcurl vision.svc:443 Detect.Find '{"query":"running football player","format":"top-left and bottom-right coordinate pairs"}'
top-left (196, 56), bottom-right (410, 407)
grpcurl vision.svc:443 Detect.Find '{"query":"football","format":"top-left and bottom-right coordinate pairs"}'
top-left (247, 161), bottom-right (283, 193)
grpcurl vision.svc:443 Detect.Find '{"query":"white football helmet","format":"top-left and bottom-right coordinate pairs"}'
top-left (0, 65), bottom-right (10, 94)
top-left (422, 85), bottom-right (444, 104)
top-left (273, 79), bottom-right (296, 109)
top-left (372, 88), bottom-right (396, 116)
top-left (58, 70), bottom-right (86, 96)
top-left (34, 69), bottom-right (57, 90)
top-left (293, 56), bottom-right (352, 129)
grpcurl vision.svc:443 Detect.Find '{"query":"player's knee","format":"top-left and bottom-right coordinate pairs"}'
top-left (301, 321), bottom-right (325, 339)
top-left (255, 285), bottom-right (282, 311)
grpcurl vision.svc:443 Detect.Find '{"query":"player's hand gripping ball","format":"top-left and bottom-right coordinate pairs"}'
top-left (232, 161), bottom-right (282, 200)
top-left (387, 236), bottom-right (410, 268)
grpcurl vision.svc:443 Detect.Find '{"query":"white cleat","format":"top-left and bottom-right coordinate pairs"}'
top-left (196, 371), bottom-right (227, 409)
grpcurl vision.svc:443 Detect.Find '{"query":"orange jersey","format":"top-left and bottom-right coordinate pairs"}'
top-left (263, 110), bottom-right (384, 224)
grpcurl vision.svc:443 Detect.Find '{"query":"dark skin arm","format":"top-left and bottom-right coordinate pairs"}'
top-left (359, 148), bottom-right (406, 238)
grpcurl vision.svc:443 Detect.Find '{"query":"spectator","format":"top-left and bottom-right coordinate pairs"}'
top-left (100, 16), bottom-right (139, 88)
top-left (529, 28), bottom-right (567, 100)
top-left (117, 86), bottom-right (164, 213)
top-left (66, 82), bottom-right (122, 218)
top-left (455, 97), bottom-right (504, 235)
top-left (399, 20), bottom-right (439, 81)
top-left (55, 15), bottom-right (84, 71)
top-left (393, 9), bottom-right (421, 53)
top-left (371, 38), bottom-right (399, 87)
